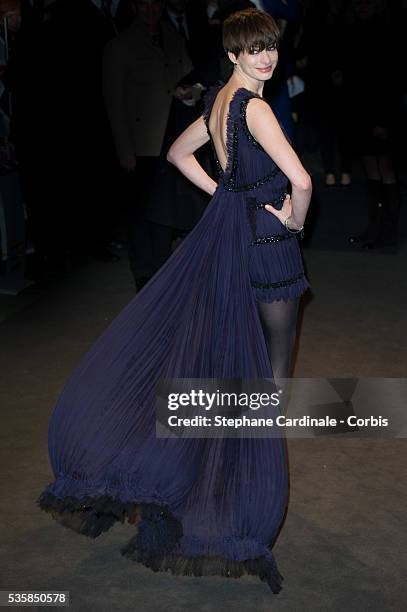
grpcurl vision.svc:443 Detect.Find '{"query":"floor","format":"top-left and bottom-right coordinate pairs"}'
top-left (1, 177), bottom-right (406, 611)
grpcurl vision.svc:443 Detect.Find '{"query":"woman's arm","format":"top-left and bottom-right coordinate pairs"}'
top-left (246, 98), bottom-right (312, 229)
top-left (167, 116), bottom-right (218, 197)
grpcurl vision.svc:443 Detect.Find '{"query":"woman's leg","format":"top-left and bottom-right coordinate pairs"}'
top-left (256, 298), bottom-right (300, 386)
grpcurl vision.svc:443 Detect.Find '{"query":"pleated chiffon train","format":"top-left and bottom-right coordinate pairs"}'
top-left (37, 87), bottom-right (309, 592)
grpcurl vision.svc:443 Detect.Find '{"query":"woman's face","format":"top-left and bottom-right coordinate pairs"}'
top-left (231, 44), bottom-right (278, 82)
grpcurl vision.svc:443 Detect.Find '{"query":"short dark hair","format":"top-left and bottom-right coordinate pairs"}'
top-left (223, 8), bottom-right (280, 58)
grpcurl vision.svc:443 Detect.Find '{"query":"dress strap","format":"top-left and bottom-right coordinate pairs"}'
top-left (225, 88), bottom-right (265, 152)
top-left (228, 87), bottom-right (262, 117)
top-left (203, 85), bottom-right (261, 131)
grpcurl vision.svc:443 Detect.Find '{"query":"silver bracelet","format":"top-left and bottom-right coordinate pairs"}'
top-left (284, 216), bottom-right (304, 234)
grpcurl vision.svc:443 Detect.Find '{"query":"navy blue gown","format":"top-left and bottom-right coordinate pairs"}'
top-left (38, 86), bottom-right (309, 593)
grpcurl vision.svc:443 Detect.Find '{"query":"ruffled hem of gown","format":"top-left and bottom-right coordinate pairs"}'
top-left (37, 485), bottom-right (283, 593)
top-left (251, 274), bottom-right (310, 303)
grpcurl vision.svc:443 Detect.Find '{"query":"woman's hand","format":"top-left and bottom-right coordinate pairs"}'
top-left (265, 194), bottom-right (292, 225)
top-left (265, 195), bottom-right (303, 231)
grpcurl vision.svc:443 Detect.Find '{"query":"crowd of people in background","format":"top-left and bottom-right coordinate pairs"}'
top-left (0, 0), bottom-right (406, 287)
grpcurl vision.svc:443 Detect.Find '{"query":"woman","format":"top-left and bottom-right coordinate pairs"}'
top-left (38, 9), bottom-right (312, 593)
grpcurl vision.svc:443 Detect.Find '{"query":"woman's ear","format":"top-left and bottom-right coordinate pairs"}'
top-left (227, 51), bottom-right (238, 65)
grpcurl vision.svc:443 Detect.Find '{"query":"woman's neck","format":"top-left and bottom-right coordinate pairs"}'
top-left (228, 70), bottom-right (265, 98)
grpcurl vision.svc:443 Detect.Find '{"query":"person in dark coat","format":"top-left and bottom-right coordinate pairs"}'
top-left (261, 0), bottom-right (301, 142)
top-left (143, 0), bottom-right (218, 248)
top-left (90, 0), bottom-right (137, 32)
top-left (299, 0), bottom-right (352, 186)
top-left (102, 0), bottom-right (195, 289)
top-left (162, 0), bottom-right (220, 86)
top-left (345, 0), bottom-right (402, 250)
top-left (6, 0), bottom-right (118, 281)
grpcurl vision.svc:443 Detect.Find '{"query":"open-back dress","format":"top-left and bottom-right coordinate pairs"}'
top-left (37, 86), bottom-right (309, 593)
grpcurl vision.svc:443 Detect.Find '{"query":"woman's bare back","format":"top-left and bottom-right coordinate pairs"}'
top-left (207, 86), bottom-right (240, 174)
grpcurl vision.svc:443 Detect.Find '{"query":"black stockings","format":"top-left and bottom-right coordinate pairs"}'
top-left (257, 298), bottom-right (300, 385)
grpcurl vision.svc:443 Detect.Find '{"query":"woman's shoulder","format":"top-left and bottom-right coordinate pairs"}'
top-left (229, 87), bottom-right (266, 108)
top-left (203, 85), bottom-right (267, 114)
top-left (230, 88), bottom-right (271, 123)
top-left (242, 93), bottom-right (276, 127)
top-left (238, 94), bottom-right (272, 151)
top-left (223, 88), bottom-right (270, 131)
top-left (202, 84), bottom-right (274, 147)
top-left (241, 94), bottom-right (292, 147)
top-left (240, 92), bottom-right (269, 114)
top-left (202, 84), bottom-right (223, 127)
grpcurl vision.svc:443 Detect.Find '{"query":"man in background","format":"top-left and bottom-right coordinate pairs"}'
top-left (103, 0), bottom-right (193, 289)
